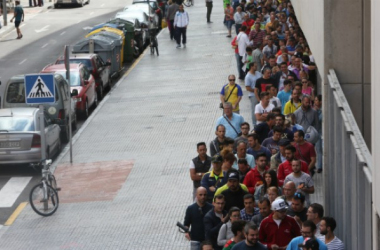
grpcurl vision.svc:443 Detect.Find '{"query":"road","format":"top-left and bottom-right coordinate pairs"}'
top-left (0, 0), bottom-right (132, 224)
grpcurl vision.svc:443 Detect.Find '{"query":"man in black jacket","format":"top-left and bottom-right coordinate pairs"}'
top-left (204, 194), bottom-right (228, 250)
top-left (184, 187), bottom-right (213, 249)
top-left (221, 169), bottom-right (248, 211)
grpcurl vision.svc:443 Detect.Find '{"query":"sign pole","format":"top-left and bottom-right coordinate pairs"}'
top-left (2, 1), bottom-right (7, 27)
top-left (64, 45), bottom-right (73, 164)
top-left (39, 105), bottom-right (47, 167)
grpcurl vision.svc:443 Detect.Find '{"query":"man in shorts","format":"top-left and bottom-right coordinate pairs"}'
top-left (10, 0), bottom-right (24, 39)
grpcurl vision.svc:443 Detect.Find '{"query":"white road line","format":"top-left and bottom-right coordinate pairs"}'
top-left (41, 43), bottom-right (48, 48)
top-left (0, 177), bottom-right (32, 207)
top-left (101, 3), bottom-right (104, 7)
top-left (60, 31), bottom-right (66, 36)
top-left (90, 12), bottom-right (94, 15)
top-left (19, 59), bottom-right (27, 65)
top-left (77, 20), bottom-right (82, 24)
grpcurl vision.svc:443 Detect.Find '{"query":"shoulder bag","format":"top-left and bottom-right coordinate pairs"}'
top-left (219, 84), bottom-right (237, 109)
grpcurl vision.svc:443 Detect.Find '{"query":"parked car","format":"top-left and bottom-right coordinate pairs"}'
top-left (55, 54), bottom-right (111, 100)
top-left (41, 64), bottom-right (97, 119)
top-left (0, 108), bottom-right (61, 164)
top-left (123, 4), bottom-right (159, 29)
top-left (54, 0), bottom-right (89, 8)
top-left (132, 0), bottom-right (163, 29)
top-left (2, 74), bottom-right (77, 143)
top-left (115, 11), bottom-right (155, 45)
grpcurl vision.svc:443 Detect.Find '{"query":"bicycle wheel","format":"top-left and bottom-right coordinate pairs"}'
top-left (29, 183), bottom-right (59, 217)
top-left (183, 0), bottom-right (191, 7)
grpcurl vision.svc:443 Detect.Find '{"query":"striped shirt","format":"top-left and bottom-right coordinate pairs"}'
top-left (318, 235), bottom-right (345, 250)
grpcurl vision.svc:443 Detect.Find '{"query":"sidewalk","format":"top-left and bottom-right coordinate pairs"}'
top-left (0, 0), bottom-right (52, 37)
top-left (0, 1), bottom-right (323, 249)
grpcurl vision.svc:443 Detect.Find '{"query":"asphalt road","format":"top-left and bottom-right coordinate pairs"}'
top-left (0, 1), bottom-right (133, 224)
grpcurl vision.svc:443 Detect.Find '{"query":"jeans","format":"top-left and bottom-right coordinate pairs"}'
top-left (190, 241), bottom-right (201, 250)
top-left (168, 19), bottom-right (175, 40)
top-left (249, 96), bottom-right (257, 126)
top-left (206, 2), bottom-right (212, 22)
top-left (235, 23), bottom-right (241, 35)
top-left (175, 27), bottom-right (187, 45)
top-left (236, 54), bottom-right (245, 79)
top-left (315, 135), bottom-right (323, 170)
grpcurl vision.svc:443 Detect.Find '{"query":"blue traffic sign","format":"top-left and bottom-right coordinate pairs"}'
top-left (25, 74), bottom-right (56, 104)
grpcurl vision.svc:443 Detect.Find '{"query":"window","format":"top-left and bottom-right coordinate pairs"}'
top-left (6, 82), bottom-right (25, 103)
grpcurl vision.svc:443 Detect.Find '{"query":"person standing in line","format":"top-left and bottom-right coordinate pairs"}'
top-left (318, 217), bottom-right (345, 250)
top-left (190, 142), bottom-right (212, 200)
top-left (205, 0), bottom-right (213, 23)
top-left (224, 3), bottom-right (234, 38)
top-left (245, 62), bottom-right (262, 126)
top-left (220, 76), bottom-right (244, 114)
top-left (233, 7), bottom-right (245, 35)
top-left (174, 4), bottom-right (189, 48)
top-left (231, 222), bottom-right (267, 249)
top-left (10, 0), bottom-right (24, 39)
top-left (166, 0), bottom-right (179, 40)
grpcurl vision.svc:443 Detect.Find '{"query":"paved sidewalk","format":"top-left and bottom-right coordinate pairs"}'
top-left (0, 0), bottom-right (323, 249)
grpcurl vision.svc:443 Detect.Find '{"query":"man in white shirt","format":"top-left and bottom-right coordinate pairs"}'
top-left (233, 6), bottom-right (245, 35)
top-left (255, 91), bottom-right (274, 125)
top-left (174, 4), bottom-right (189, 48)
top-left (236, 26), bottom-right (252, 80)
top-left (245, 62), bottom-right (262, 126)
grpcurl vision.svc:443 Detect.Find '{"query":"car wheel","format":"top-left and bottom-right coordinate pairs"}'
top-left (54, 4), bottom-right (59, 8)
top-left (97, 84), bottom-right (104, 101)
top-left (80, 0), bottom-right (84, 7)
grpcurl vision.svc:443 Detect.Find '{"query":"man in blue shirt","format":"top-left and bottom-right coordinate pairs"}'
top-left (10, 0), bottom-right (24, 39)
top-left (231, 222), bottom-right (266, 249)
top-left (216, 102), bottom-right (245, 139)
top-left (286, 220), bottom-right (327, 250)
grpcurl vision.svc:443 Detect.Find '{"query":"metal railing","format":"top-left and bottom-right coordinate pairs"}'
top-left (324, 69), bottom-right (372, 250)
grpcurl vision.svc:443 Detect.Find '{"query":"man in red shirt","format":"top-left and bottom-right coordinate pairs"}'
top-left (277, 145), bottom-right (309, 186)
top-left (292, 130), bottom-right (316, 173)
top-left (259, 198), bottom-right (301, 250)
top-left (243, 153), bottom-right (268, 194)
top-left (242, 14), bottom-right (254, 35)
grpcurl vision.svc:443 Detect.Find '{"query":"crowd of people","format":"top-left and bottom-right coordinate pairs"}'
top-left (181, 1), bottom-right (345, 250)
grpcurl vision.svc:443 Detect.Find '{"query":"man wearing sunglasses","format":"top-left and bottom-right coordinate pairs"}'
top-left (220, 75), bottom-right (244, 114)
top-left (259, 198), bottom-right (301, 250)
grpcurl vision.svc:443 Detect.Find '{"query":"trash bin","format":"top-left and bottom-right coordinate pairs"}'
top-left (86, 27), bottom-right (125, 66)
top-left (108, 18), bottom-right (136, 62)
top-left (89, 23), bottom-right (119, 33)
top-left (72, 35), bottom-right (121, 77)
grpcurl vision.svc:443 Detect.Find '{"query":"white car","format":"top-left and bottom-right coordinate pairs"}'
top-left (0, 108), bottom-right (61, 164)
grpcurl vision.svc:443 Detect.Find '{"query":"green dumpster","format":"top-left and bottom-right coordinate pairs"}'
top-left (108, 18), bottom-right (137, 61)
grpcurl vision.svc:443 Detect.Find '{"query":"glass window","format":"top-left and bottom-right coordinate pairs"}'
top-left (56, 59), bottom-right (93, 71)
top-left (56, 72), bottom-right (81, 86)
top-left (6, 82), bottom-right (25, 103)
top-left (0, 116), bottom-right (35, 131)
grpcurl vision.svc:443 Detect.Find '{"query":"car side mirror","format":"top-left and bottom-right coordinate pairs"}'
top-left (71, 89), bottom-right (79, 96)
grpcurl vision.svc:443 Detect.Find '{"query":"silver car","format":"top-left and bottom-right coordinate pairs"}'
top-left (0, 108), bottom-right (61, 164)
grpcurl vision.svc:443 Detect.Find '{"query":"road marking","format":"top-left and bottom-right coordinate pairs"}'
top-left (35, 25), bottom-right (50, 33)
top-left (60, 31), bottom-right (66, 36)
top-left (41, 43), bottom-right (48, 48)
top-left (19, 59), bottom-right (27, 65)
top-left (90, 12), bottom-right (94, 15)
top-left (77, 20), bottom-right (82, 24)
top-left (4, 202), bottom-right (28, 226)
top-left (0, 177), bottom-right (32, 207)
top-left (101, 3), bottom-right (104, 7)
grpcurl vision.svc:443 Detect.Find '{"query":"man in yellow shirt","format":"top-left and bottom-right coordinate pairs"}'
top-left (284, 89), bottom-right (301, 115)
top-left (220, 75), bottom-right (244, 113)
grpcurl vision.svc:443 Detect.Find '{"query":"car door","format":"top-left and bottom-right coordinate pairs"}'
top-left (95, 56), bottom-right (110, 88)
top-left (81, 67), bottom-right (96, 106)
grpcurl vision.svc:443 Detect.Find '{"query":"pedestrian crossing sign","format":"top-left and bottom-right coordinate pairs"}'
top-left (25, 74), bottom-right (56, 104)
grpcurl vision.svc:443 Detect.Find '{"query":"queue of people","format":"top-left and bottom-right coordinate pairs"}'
top-left (181, 1), bottom-right (344, 250)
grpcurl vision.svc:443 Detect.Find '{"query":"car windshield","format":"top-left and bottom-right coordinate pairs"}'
top-left (125, 5), bottom-right (149, 13)
top-left (56, 72), bottom-right (81, 86)
top-left (0, 116), bottom-right (35, 131)
top-left (57, 59), bottom-right (92, 71)
top-left (116, 12), bottom-right (145, 22)
top-left (6, 82), bottom-right (26, 104)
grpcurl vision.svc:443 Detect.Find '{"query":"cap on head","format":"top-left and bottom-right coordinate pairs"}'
top-left (298, 238), bottom-right (319, 250)
top-left (211, 154), bottom-right (223, 163)
top-left (271, 198), bottom-right (288, 211)
top-left (227, 172), bottom-right (239, 181)
top-left (279, 139), bottom-right (290, 146)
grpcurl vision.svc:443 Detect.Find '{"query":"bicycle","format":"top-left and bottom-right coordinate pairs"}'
top-left (29, 159), bottom-right (60, 216)
top-left (149, 28), bottom-right (159, 56)
top-left (183, 0), bottom-right (193, 7)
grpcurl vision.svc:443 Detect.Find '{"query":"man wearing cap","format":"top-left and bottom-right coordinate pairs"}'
top-left (221, 169), bottom-right (249, 211)
top-left (284, 159), bottom-right (314, 206)
top-left (204, 194), bottom-right (228, 250)
top-left (298, 238), bottom-right (320, 250)
top-left (277, 145), bottom-right (310, 187)
top-left (190, 142), bottom-right (212, 200)
top-left (201, 154), bottom-right (227, 203)
top-left (286, 220), bottom-right (327, 250)
top-left (259, 198), bottom-right (301, 250)
top-left (183, 187), bottom-right (213, 249)
top-left (243, 153), bottom-right (269, 194)
top-left (232, 222), bottom-right (267, 249)
top-left (287, 192), bottom-right (308, 226)
top-left (270, 138), bottom-right (290, 171)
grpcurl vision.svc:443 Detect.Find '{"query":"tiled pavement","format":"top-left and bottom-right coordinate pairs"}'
top-left (0, 0), bottom-right (323, 249)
